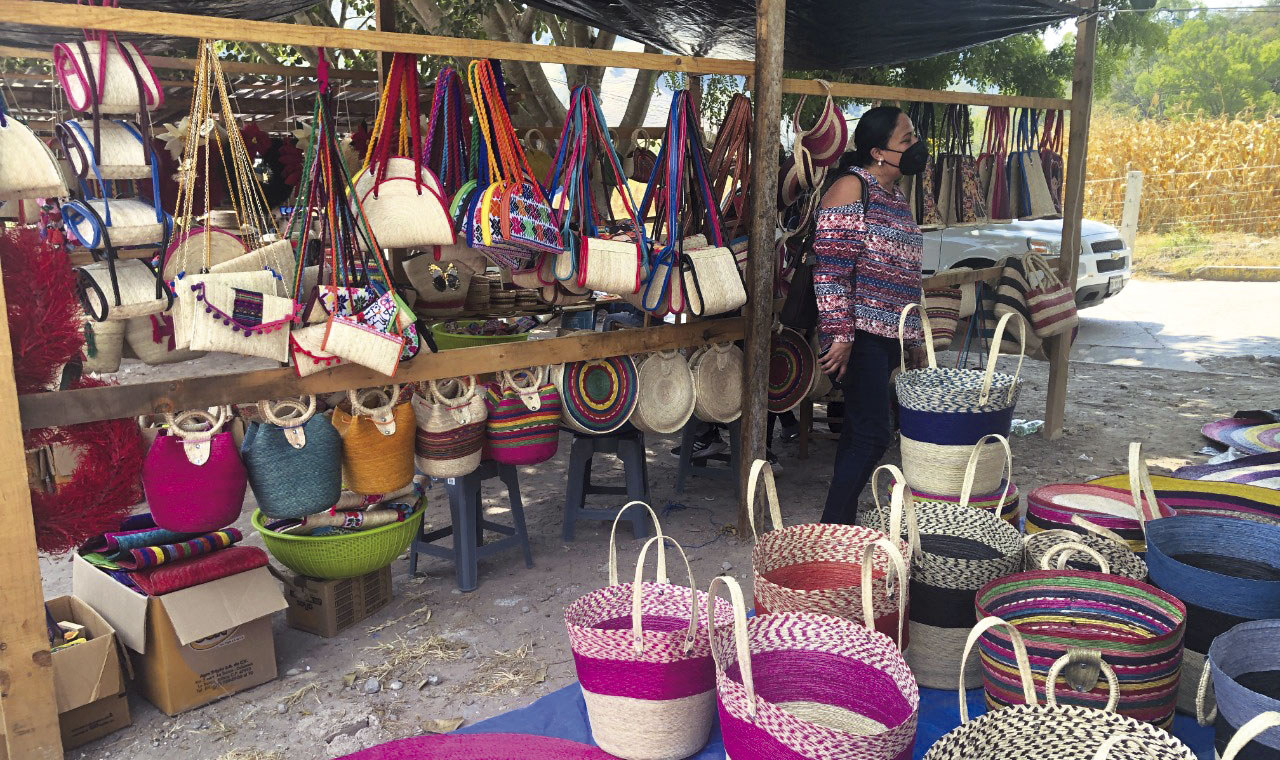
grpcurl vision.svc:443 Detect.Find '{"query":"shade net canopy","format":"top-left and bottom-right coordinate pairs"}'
top-left (523, 0), bottom-right (1082, 70)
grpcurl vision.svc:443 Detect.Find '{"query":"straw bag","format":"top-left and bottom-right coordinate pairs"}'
top-left (124, 313), bottom-right (205, 365)
top-left (209, 239), bottom-right (297, 298)
top-left (484, 368), bottom-right (561, 466)
top-left (411, 377), bottom-right (487, 479)
top-left (53, 33), bottom-right (162, 115)
top-left (1027, 443), bottom-right (1174, 552)
top-left (899, 103), bottom-right (941, 227)
top-left (288, 324), bottom-right (342, 377)
top-left (82, 318), bottom-right (125, 373)
top-left (934, 104), bottom-right (988, 227)
top-left (64, 194), bottom-right (168, 251)
top-left (1022, 252), bottom-right (1079, 338)
top-left (922, 287), bottom-right (962, 352)
top-left (690, 344), bottom-right (743, 424)
top-left (1144, 515), bottom-right (1280, 717)
top-left (1023, 526), bottom-right (1148, 581)
top-left (974, 566), bottom-right (1187, 727)
top-left (172, 269), bottom-right (274, 350)
top-left (0, 96), bottom-right (68, 201)
top-left (708, 575), bottom-right (919, 760)
top-left (241, 396), bottom-right (342, 520)
top-left (186, 280), bottom-right (298, 361)
top-left (924, 617), bottom-right (1198, 760)
top-left (901, 432), bottom-right (1013, 501)
top-left (143, 407), bottom-right (248, 533)
top-left (56, 118), bottom-right (151, 180)
top-left (1197, 620), bottom-right (1280, 758)
top-left (331, 387), bottom-right (416, 495)
top-left (1040, 110), bottom-right (1065, 214)
top-left (979, 108), bottom-right (1012, 222)
top-left (895, 304), bottom-right (1024, 417)
top-left (566, 533), bottom-right (730, 760)
top-left (555, 357), bottom-right (639, 435)
top-left (1008, 110), bottom-right (1058, 220)
top-left (768, 326), bottom-right (816, 414)
top-left (75, 256), bottom-right (169, 322)
top-left (911, 480), bottom-right (1022, 526)
top-left (630, 351), bottom-right (695, 435)
top-left (163, 226), bottom-right (250, 281)
top-left (404, 248), bottom-right (483, 318)
top-left (748, 460), bottom-right (912, 647)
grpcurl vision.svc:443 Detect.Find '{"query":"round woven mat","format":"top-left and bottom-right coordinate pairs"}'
top-left (337, 733), bottom-right (613, 759)
top-left (558, 357), bottom-right (638, 434)
top-left (1202, 418), bottom-right (1280, 456)
top-left (767, 327), bottom-right (815, 414)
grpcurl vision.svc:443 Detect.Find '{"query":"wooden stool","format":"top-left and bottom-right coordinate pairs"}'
top-left (562, 427), bottom-right (651, 541)
top-left (675, 418), bottom-right (741, 497)
top-left (409, 460), bottom-right (533, 592)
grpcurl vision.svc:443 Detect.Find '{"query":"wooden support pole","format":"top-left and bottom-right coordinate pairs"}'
top-left (739, 0), bottom-right (786, 534)
top-left (374, 0), bottom-right (396, 86)
top-left (1044, 0), bottom-right (1098, 440)
top-left (0, 255), bottom-right (62, 759)
top-left (1120, 170), bottom-right (1143, 252)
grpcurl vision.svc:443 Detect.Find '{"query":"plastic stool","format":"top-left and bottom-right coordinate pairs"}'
top-left (675, 418), bottom-right (741, 497)
top-left (409, 460), bottom-right (533, 592)
top-left (562, 428), bottom-right (651, 541)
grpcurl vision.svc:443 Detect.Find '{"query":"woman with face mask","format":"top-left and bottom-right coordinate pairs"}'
top-left (812, 105), bottom-right (928, 525)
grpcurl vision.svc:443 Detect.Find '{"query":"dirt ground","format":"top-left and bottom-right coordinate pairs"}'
top-left (37, 350), bottom-right (1277, 760)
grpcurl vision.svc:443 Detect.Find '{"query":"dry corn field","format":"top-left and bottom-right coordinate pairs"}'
top-left (1082, 112), bottom-right (1280, 235)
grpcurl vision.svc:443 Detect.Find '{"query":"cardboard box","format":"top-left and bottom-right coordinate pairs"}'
top-left (283, 566), bottom-right (393, 637)
top-left (60, 692), bottom-right (131, 751)
top-left (72, 553), bottom-right (288, 716)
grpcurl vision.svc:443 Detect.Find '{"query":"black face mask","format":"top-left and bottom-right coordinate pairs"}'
top-left (882, 141), bottom-right (929, 176)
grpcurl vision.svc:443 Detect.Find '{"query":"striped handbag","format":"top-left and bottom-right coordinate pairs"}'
top-left (483, 367), bottom-right (561, 466)
top-left (411, 377), bottom-right (487, 479)
top-left (555, 357), bottom-right (639, 435)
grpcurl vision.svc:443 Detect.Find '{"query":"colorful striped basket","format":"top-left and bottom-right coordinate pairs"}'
top-left (767, 326), bottom-right (816, 414)
top-left (974, 568), bottom-right (1187, 728)
top-left (708, 575), bottom-right (920, 760)
top-left (483, 367), bottom-right (561, 466)
top-left (924, 617), bottom-right (1198, 760)
top-left (1173, 452), bottom-right (1280, 490)
top-left (1089, 472), bottom-right (1280, 526)
top-left (555, 356), bottom-right (639, 435)
top-left (749, 459), bottom-right (912, 648)
top-left (1198, 620), bottom-right (1280, 760)
top-left (411, 377), bottom-right (487, 479)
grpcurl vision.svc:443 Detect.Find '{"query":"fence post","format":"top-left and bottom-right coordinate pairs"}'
top-left (1120, 170), bottom-right (1142, 251)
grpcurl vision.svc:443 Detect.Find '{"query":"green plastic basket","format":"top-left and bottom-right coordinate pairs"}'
top-left (252, 504), bottom-right (424, 580)
top-left (431, 320), bottom-right (531, 351)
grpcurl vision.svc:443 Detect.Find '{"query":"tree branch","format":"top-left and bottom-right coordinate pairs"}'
top-left (401, 0), bottom-right (448, 33)
top-left (620, 46), bottom-right (662, 128)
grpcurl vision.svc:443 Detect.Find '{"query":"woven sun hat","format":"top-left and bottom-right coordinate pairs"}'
top-left (242, 396), bottom-right (343, 520)
top-left (1090, 472), bottom-right (1280, 526)
top-left (768, 326), bottom-right (815, 414)
top-left (335, 733), bottom-right (614, 759)
top-left (1143, 514), bottom-right (1280, 718)
top-left (901, 431), bottom-right (1012, 501)
top-left (749, 459), bottom-right (913, 648)
top-left (974, 565), bottom-right (1187, 728)
top-left (690, 343), bottom-right (743, 424)
top-left (566, 533), bottom-right (730, 760)
top-left (1202, 417), bottom-right (1280, 456)
top-left (1023, 524), bottom-right (1148, 581)
top-left (555, 356), bottom-right (639, 435)
top-left (1027, 443), bottom-right (1175, 553)
top-left (629, 351), bottom-right (696, 435)
top-left (1198, 621), bottom-right (1280, 758)
top-left (1173, 452), bottom-right (1280, 491)
top-left (708, 575), bottom-right (919, 760)
top-left (895, 304), bottom-right (1025, 416)
top-left (910, 479), bottom-right (1021, 526)
top-left (923, 616), bottom-right (1198, 760)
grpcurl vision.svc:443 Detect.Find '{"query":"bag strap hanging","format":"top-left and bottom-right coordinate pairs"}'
top-left (707, 93), bottom-right (752, 241)
top-left (424, 68), bottom-right (469, 200)
top-left (362, 53), bottom-right (429, 198)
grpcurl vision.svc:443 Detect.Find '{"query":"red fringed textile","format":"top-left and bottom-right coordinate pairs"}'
top-left (0, 228), bottom-right (82, 394)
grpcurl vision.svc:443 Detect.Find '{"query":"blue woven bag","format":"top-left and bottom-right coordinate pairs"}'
top-left (242, 397), bottom-right (342, 520)
top-left (1200, 620), bottom-right (1280, 758)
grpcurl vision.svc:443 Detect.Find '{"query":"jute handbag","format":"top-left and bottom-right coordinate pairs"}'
top-left (1022, 252), bottom-right (1079, 338)
top-left (172, 269), bottom-right (275, 350)
top-left (566, 534), bottom-right (730, 760)
top-left (895, 304), bottom-right (1025, 416)
top-left (124, 313), bottom-right (205, 365)
top-left (53, 34), bottom-right (162, 115)
top-left (143, 407), bottom-right (248, 533)
top-left (331, 387), bottom-right (416, 496)
top-left (186, 279), bottom-right (298, 361)
top-left (979, 107), bottom-right (1012, 223)
top-left (690, 344), bottom-right (743, 424)
top-left (241, 396), bottom-right (342, 520)
top-left (748, 459), bottom-right (912, 647)
top-left (709, 575), bottom-right (919, 760)
top-left (1023, 526), bottom-right (1148, 582)
top-left (901, 431), bottom-right (1013, 501)
top-left (555, 357), bottom-right (639, 435)
top-left (82, 318), bottom-right (125, 373)
top-left (0, 96), bottom-right (68, 201)
top-left (923, 616), bottom-right (1198, 760)
top-left (630, 351), bottom-right (695, 435)
top-left (483, 368), bottom-right (561, 466)
top-left (1197, 621), bottom-right (1280, 758)
top-left (412, 377), bottom-right (487, 479)
top-left (57, 118), bottom-right (151, 181)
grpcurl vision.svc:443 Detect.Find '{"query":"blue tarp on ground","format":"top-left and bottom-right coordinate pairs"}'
top-left (463, 681), bottom-right (1217, 759)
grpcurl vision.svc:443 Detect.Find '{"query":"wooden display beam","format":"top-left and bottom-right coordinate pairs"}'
top-left (780, 78), bottom-right (1073, 112)
top-left (0, 43), bottom-right (380, 81)
top-left (17, 318), bottom-right (745, 430)
top-left (922, 265), bottom-right (1002, 289)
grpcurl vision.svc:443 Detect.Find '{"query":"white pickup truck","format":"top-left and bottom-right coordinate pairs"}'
top-left (922, 218), bottom-right (1132, 308)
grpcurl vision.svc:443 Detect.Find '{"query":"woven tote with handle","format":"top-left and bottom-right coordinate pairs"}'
top-left (895, 303), bottom-right (1025, 416)
top-left (749, 459), bottom-right (912, 648)
top-left (124, 313), bottom-right (205, 365)
top-left (709, 575), bottom-right (919, 760)
top-left (241, 396), bottom-right (342, 520)
top-left (483, 367), bottom-right (561, 466)
top-left (974, 561), bottom-right (1187, 728)
top-left (0, 94), bottom-right (68, 201)
top-left (1219, 713), bottom-right (1280, 760)
top-left (143, 407), bottom-right (247, 533)
top-left (630, 351), bottom-right (696, 435)
top-left (331, 387), bottom-right (416, 496)
top-left (1023, 524), bottom-right (1149, 581)
top-left (1022, 252), bottom-right (1079, 338)
top-left (923, 616), bottom-right (1198, 760)
top-left (689, 344), bottom-right (743, 424)
top-left (910, 480), bottom-right (1022, 527)
top-left (412, 377), bottom-right (487, 479)
top-left (1197, 621), bottom-right (1280, 759)
top-left (901, 431), bottom-right (1013, 500)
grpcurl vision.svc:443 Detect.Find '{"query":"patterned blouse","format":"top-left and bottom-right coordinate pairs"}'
top-left (813, 166), bottom-right (924, 344)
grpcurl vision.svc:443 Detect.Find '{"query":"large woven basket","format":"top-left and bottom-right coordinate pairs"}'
top-left (411, 377), bottom-right (486, 480)
top-left (331, 387), bottom-right (416, 496)
top-left (252, 502), bottom-right (423, 579)
top-left (1023, 526), bottom-right (1148, 581)
top-left (1089, 473), bottom-right (1280, 527)
top-left (974, 569), bottom-right (1187, 728)
top-left (901, 432), bottom-right (1012, 501)
top-left (83, 318), bottom-right (125, 373)
top-left (923, 616), bottom-right (1198, 760)
top-left (894, 304), bottom-right (1025, 415)
top-left (1198, 621), bottom-right (1280, 759)
top-left (709, 576), bottom-right (920, 760)
top-left (629, 351), bottom-right (696, 435)
top-left (241, 397), bottom-right (343, 520)
top-left (749, 459), bottom-right (912, 648)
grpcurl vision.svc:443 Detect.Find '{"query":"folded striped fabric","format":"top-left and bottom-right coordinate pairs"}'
top-left (116, 528), bottom-right (242, 570)
top-left (81, 513), bottom-right (201, 554)
top-left (131, 546), bottom-right (268, 596)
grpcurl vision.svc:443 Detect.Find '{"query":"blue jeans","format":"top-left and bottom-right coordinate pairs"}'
top-left (820, 331), bottom-right (900, 525)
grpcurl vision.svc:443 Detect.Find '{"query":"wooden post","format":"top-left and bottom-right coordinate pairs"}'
top-left (374, 0), bottom-right (396, 85)
top-left (1043, 0), bottom-right (1098, 440)
top-left (739, 0), bottom-right (786, 533)
top-left (0, 255), bottom-right (62, 759)
top-left (1120, 170), bottom-right (1143, 252)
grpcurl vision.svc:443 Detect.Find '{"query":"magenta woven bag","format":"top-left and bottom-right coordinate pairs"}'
top-left (143, 406), bottom-right (247, 533)
top-left (483, 367), bottom-right (561, 466)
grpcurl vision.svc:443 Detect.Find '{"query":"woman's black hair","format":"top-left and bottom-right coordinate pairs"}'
top-left (836, 105), bottom-right (905, 174)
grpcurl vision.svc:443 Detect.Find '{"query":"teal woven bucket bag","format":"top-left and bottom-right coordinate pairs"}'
top-left (243, 396), bottom-right (342, 519)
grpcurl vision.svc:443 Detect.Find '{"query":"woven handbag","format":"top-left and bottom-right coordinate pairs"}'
top-left (1040, 111), bottom-right (1065, 214)
top-left (82, 318), bottom-right (125, 373)
top-left (690, 344), bottom-right (743, 424)
top-left (1197, 621), bottom-right (1280, 758)
top-left (412, 377), bottom-right (487, 479)
top-left (630, 351), bottom-right (696, 435)
top-left (555, 356), bottom-right (639, 435)
top-left (53, 30), bottom-right (162, 115)
top-left (0, 95), bottom-right (67, 202)
top-left (934, 104), bottom-right (988, 227)
top-left (143, 407), bottom-right (248, 533)
top-left (748, 459), bottom-right (912, 647)
top-left (566, 534), bottom-right (730, 760)
top-left (1010, 110), bottom-right (1059, 220)
top-left (1027, 442), bottom-right (1174, 552)
top-left (208, 239), bottom-right (298, 298)
top-left (1023, 527), bottom-right (1149, 581)
top-left (979, 108), bottom-right (1012, 223)
top-left (483, 367), bottom-right (561, 466)
top-left (124, 313), bottom-right (205, 365)
top-left (1022, 252), bottom-right (1079, 338)
top-left (709, 575), bottom-right (919, 760)
top-left (1144, 515), bottom-right (1280, 718)
top-left (75, 255), bottom-right (170, 323)
top-left (1090, 473), bottom-right (1280, 526)
top-left (895, 304), bottom-right (1025, 416)
top-left (924, 616), bottom-right (1198, 760)
top-left (241, 396), bottom-right (342, 520)
top-left (1219, 713), bottom-right (1280, 760)
top-left (331, 387), bottom-right (416, 496)
top-left (186, 280), bottom-right (299, 361)
top-left (900, 431), bottom-right (1011, 499)
top-left (922, 287), bottom-right (961, 352)
top-left (974, 567), bottom-right (1187, 728)
top-left (56, 118), bottom-right (150, 181)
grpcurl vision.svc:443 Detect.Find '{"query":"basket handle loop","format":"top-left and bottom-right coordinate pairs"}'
top-left (897, 302), bottom-right (937, 374)
top-left (746, 459), bottom-right (784, 540)
top-left (349, 385), bottom-right (400, 419)
top-left (1040, 541), bottom-right (1111, 574)
top-left (1127, 441), bottom-right (1164, 527)
top-left (428, 376), bottom-right (477, 405)
top-left (166, 406), bottom-right (231, 440)
top-left (706, 575), bottom-right (755, 719)
top-left (1196, 652), bottom-right (1218, 726)
top-left (980, 312), bottom-right (1026, 407)
top-left (1070, 515), bottom-right (1130, 548)
top-left (960, 616), bottom-right (1037, 723)
top-left (607, 501), bottom-right (667, 586)
top-left (867, 465), bottom-right (921, 560)
top-left (860, 537), bottom-right (909, 649)
top-left (260, 395), bottom-right (317, 428)
top-left (958, 434), bottom-right (1013, 513)
top-left (1221, 711), bottom-right (1280, 760)
top-left (1046, 649), bottom-right (1119, 712)
top-left (631, 535), bottom-right (698, 656)
top-left (1090, 735), bottom-right (1164, 760)
top-left (503, 367), bottom-right (544, 411)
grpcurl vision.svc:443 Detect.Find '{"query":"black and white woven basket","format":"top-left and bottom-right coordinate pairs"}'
top-left (895, 304), bottom-right (1026, 415)
top-left (1024, 524), bottom-right (1148, 581)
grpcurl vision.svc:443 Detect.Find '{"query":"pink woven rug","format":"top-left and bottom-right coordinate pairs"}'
top-left (336, 733), bottom-right (614, 759)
